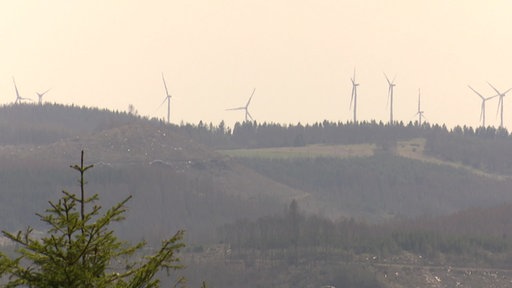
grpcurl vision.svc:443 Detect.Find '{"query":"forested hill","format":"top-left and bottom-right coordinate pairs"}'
top-left (183, 120), bottom-right (512, 175)
top-left (0, 104), bottom-right (144, 145)
top-left (3, 103), bottom-right (512, 177)
top-left (2, 103), bottom-right (512, 245)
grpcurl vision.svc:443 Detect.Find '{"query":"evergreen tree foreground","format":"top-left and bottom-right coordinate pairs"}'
top-left (0, 151), bottom-right (194, 287)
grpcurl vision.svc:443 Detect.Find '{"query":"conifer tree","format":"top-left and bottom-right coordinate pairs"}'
top-left (0, 151), bottom-right (186, 287)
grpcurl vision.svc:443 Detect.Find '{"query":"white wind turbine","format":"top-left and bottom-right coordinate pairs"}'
top-left (349, 68), bottom-right (359, 123)
top-left (12, 77), bottom-right (32, 104)
top-left (487, 82), bottom-right (512, 129)
top-left (384, 73), bottom-right (396, 124)
top-left (36, 88), bottom-right (51, 105)
top-left (226, 88), bottom-right (256, 122)
top-left (468, 85), bottom-right (497, 127)
top-left (160, 73), bottom-right (172, 123)
top-left (416, 89), bottom-right (425, 126)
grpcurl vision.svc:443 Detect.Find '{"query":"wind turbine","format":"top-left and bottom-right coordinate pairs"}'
top-left (160, 73), bottom-right (172, 123)
top-left (226, 88), bottom-right (256, 122)
top-left (415, 89), bottom-right (425, 126)
top-left (349, 68), bottom-right (359, 123)
top-left (487, 82), bottom-right (512, 128)
top-left (468, 85), bottom-right (497, 127)
top-left (384, 73), bottom-right (396, 124)
top-left (12, 77), bottom-right (32, 104)
top-left (36, 88), bottom-right (51, 105)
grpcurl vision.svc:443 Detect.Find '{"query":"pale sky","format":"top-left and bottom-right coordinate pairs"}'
top-left (1, 1), bottom-right (512, 129)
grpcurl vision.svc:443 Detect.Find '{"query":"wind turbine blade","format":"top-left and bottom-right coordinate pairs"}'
top-left (503, 87), bottom-right (512, 95)
top-left (468, 85), bottom-right (485, 100)
top-left (12, 77), bottom-right (20, 99)
top-left (246, 88), bottom-right (256, 107)
top-left (226, 107), bottom-right (245, 111)
top-left (487, 82), bottom-right (501, 95)
top-left (418, 89), bottom-right (421, 112)
top-left (158, 97), bottom-right (167, 108)
top-left (162, 73), bottom-right (170, 97)
top-left (41, 88), bottom-right (51, 96)
top-left (384, 73), bottom-right (391, 85)
top-left (246, 111), bottom-right (253, 121)
top-left (392, 74), bottom-right (397, 84)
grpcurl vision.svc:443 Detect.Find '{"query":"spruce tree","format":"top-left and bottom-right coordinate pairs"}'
top-left (0, 151), bottom-right (186, 287)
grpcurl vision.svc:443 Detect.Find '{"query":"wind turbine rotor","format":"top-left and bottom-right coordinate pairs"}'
top-left (38, 88), bottom-right (51, 96)
top-left (384, 73), bottom-right (396, 109)
top-left (350, 69), bottom-right (358, 110)
top-left (227, 88), bottom-right (256, 122)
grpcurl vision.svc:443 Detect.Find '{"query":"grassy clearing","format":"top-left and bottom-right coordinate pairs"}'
top-left (218, 143), bottom-right (376, 159)
top-left (396, 138), bottom-right (508, 180)
top-left (221, 139), bottom-right (509, 180)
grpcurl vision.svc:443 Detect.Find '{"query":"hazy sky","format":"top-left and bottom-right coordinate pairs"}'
top-left (2, 1), bottom-right (512, 128)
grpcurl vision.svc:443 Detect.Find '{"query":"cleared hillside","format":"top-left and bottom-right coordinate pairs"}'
top-left (0, 105), bottom-right (311, 243)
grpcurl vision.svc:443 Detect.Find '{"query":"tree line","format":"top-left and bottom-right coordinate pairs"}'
top-left (219, 200), bottom-right (512, 269)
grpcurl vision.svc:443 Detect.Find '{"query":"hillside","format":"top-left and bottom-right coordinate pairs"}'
top-left (2, 104), bottom-right (512, 237)
top-left (4, 104), bottom-right (512, 286)
top-left (0, 104), bottom-right (309, 243)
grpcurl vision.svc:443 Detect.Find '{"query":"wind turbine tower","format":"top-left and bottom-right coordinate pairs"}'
top-left (350, 69), bottom-right (359, 123)
top-left (36, 89), bottom-right (51, 105)
top-left (468, 85), bottom-right (497, 127)
top-left (226, 88), bottom-right (256, 122)
top-left (384, 73), bottom-right (396, 124)
top-left (487, 82), bottom-right (512, 129)
top-left (160, 73), bottom-right (172, 123)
